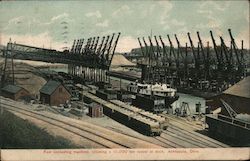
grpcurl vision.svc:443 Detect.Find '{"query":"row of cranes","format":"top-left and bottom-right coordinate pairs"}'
top-left (69, 32), bottom-right (121, 68)
top-left (67, 33), bottom-right (121, 79)
top-left (1, 33), bottom-right (121, 70)
top-left (137, 29), bottom-right (247, 92)
top-left (0, 33), bottom-right (121, 87)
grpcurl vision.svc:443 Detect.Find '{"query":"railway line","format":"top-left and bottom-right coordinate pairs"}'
top-left (0, 95), bottom-right (228, 148)
top-left (169, 125), bottom-right (227, 147)
top-left (2, 102), bottom-right (127, 148)
top-left (83, 92), bottom-right (162, 135)
top-left (159, 114), bottom-right (228, 148)
top-left (0, 97), bottom-right (161, 148)
top-left (159, 113), bottom-right (203, 131)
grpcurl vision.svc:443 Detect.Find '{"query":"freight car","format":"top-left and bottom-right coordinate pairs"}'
top-left (96, 89), bottom-right (117, 100)
top-left (132, 94), bottom-right (166, 113)
top-left (110, 100), bottom-right (168, 130)
top-left (82, 92), bottom-right (162, 136)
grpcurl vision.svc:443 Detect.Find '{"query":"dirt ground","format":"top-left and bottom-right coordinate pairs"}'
top-left (0, 59), bottom-right (47, 96)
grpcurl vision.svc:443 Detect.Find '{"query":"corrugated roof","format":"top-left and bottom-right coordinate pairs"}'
top-left (223, 76), bottom-right (250, 98)
top-left (40, 80), bottom-right (61, 95)
top-left (2, 84), bottom-right (23, 94)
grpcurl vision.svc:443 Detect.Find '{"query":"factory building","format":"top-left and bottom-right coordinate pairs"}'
top-left (1, 84), bottom-right (30, 101)
top-left (206, 76), bottom-right (250, 115)
top-left (40, 80), bottom-right (71, 106)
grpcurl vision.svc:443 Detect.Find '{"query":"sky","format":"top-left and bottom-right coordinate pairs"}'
top-left (0, 0), bottom-right (249, 52)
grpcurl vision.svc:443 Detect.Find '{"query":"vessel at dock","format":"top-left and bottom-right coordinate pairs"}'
top-left (127, 81), bottom-right (179, 112)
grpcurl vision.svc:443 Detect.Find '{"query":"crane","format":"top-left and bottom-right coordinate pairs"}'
top-left (167, 34), bottom-right (175, 67)
top-left (197, 32), bottom-right (209, 80)
top-left (220, 99), bottom-right (237, 118)
top-left (100, 35), bottom-right (110, 59)
top-left (187, 32), bottom-right (200, 72)
top-left (220, 37), bottom-right (231, 71)
top-left (154, 36), bottom-right (161, 66)
top-left (159, 36), bottom-right (168, 66)
top-left (106, 33), bottom-right (115, 60)
top-left (89, 37), bottom-right (96, 51)
top-left (138, 38), bottom-right (145, 57)
top-left (96, 36), bottom-right (105, 56)
top-left (148, 36), bottom-right (155, 63)
top-left (84, 38), bottom-right (91, 53)
top-left (210, 31), bottom-right (222, 71)
top-left (142, 37), bottom-right (150, 64)
top-left (228, 29), bottom-right (244, 79)
top-left (93, 37), bottom-right (99, 53)
top-left (109, 32), bottom-right (121, 68)
top-left (70, 39), bottom-right (76, 53)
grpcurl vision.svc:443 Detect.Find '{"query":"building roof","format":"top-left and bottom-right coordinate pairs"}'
top-left (2, 84), bottom-right (24, 94)
top-left (40, 80), bottom-right (62, 95)
top-left (223, 76), bottom-right (250, 98)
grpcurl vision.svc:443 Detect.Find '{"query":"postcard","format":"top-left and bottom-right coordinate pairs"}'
top-left (0, 0), bottom-right (249, 160)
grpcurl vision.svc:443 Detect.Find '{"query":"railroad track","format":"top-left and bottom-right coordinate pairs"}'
top-left (0, 97), bottom-right (228, 148)
top-left (1, 99), bottom-right (161, 148)
top-left (2, 102), bottom-right (128, 148)
top-left (106, 126), bottom-right (173, 148)
top-left (159, 113), bottom-right (203, 131)
top-left (159, 114), bottom-right (228, 148)
top-left (168, 125), bottom-right (227, 147)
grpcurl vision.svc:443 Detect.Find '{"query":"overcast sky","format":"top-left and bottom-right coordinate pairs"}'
top-left (0, 0), bottom-right (249, 52)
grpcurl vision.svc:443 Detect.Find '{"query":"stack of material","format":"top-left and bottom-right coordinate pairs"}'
top-left (0, 61), bottom-right (46, 96)
top-left (110, 54), bottom-right (136, 68)
top-left (88, 102), bottom-right (103, 118)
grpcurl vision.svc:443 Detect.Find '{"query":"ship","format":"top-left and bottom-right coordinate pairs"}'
top-left (127, 81), bottom-right (179, 112)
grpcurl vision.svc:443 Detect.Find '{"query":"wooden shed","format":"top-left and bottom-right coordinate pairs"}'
top-left (1, 84), bottom-right (30, 101)
top-left (88, 102), bottom-right (103, 118)
top-left (40, 80), bottom-right (71, 106)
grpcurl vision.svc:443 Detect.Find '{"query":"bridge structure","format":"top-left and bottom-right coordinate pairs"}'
top-left (0, 32), bottom-right (121, 85)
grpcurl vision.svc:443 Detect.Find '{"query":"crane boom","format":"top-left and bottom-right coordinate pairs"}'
top-left (138, 38), bottom-right (145, 56)
top-left (142, 37), bottom-right (150, 65)
top-left (175, 34), bottom-right (184, 60)
top-left (107, 33), bottom-right (115, 54)
top-left (96, 36), bottom-right (105, 55)
top-left (109, 32), bottom-right (121, 68)
top-left (187, 32), bottom-right (199, 70)
top-left (93, 37), bottom-right (99, 53)
top-left (220, 37), bottom-right (230, 67)
top-left (197, 32), bottom-right (206, 66)
top-left (154, 36), bottom-right (161, 59)
top-left (159, 36), bottom-right (167, 60)
top-left (148, 36), bottom-right (155, 63)
top-left (101, 36), bottom-right (110, 57)
top-left (89, 37), bottom-right (96, 50)
top-left (210, 31), bottom-right (221, 66)
top-left (228, 29), bottom-right (241, 64)
top-left (70, 40), bottom-right (76, 52)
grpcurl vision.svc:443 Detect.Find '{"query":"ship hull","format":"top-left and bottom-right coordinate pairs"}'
top-left (127, 90), bottom-right (179, 112)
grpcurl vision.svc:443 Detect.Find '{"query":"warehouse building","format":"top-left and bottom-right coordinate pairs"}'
top-left (40, 80), bottom-right (71, 106)
top-left (206, 76), bottom-right (250, 115)
top-left (1, 84), bottom-right (30, 101)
